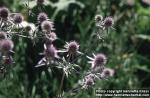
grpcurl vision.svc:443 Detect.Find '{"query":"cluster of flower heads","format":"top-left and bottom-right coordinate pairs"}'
top-left (80, 54), bottom-right (114, 89)
top-left (76, 15), bottom-right (115, 89)
top-left (0, 1), bottom-right (115, 95)
top-left (95, 14), bottom-right (114, 29)
top-left (94, 14), bottom-right (114, 40)
top-left (0, 7), bottom-right (17, 78)
top-left (35, 13), bottom-right (115, 90)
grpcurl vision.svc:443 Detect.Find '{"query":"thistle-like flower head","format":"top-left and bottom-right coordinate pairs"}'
top-left (41, 20), bottom-right (54, 32)
top-left (101, 68), bottom-right (115, 79)
top-left (44, 44), bottom-right (58, 59)
top-left (0, 7), bottom-right (9, 19)
top-left (82, 74), bottom-right (95, 89)
top-left (65, 41), bottom-right (79, 54)
top-left (37, 12), bottom-right (48, 23)
top-left (103, 17), bottom-right (114, 27)
top-left (0, 39), bottom-right (14, 53)
top-left (85, 77), bottom-right (94, 86)
top-left (48, 32), bottom-right (57, 41)
top-left (88, 53), bottom-right (107, 69)
top-left (13, 13), bottom-right (24, 24)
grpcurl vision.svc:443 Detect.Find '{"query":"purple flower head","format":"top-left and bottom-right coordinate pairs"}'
top-left (85, 78), bottom-right (94, 86)
top-left (101, 68), bottom-right (114, 78)
top-left (88, 53), bottom-right (107, 69)
top-left (65, 41), bottom-right (79, 54)
top-left (103, 17), bottom-right (114, 27)
top-left (48, 32), bottom-right (57, 41)
top-left (37, 12), bottom-right (48, 23)
top-left (41, 20), bottom-right (54, 32)
top-left (93, 54), bottom-right (107, 67)
top-left (0, 7), bottom-right (9, 19)
top-left (44, 44), bottom-right (58, 59)
top-left (0, 32), bottom-right (6, 40)
top-left (45, 32), bottom-right (57, 46)
top-left (0, 39), bottom-right (14, 52)
top-left (82, 75), bottom-right (95, 89)
top-left (37, 0), bottom-right (45, 5)
top-left (95, 14), bottom-right (103, 22)
top-left (13, 13), bottom-right (24, 24)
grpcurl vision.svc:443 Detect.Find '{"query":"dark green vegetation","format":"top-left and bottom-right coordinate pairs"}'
top-left (0, 0), bottom-right (150, 98)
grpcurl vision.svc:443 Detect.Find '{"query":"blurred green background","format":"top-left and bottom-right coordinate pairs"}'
top-left (0, 0), bottom-right (150, 98)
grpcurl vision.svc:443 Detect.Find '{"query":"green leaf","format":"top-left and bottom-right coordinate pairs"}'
top-left (31, 86), bottom-right (36, 97)
top-left (135, 65), bottom-right (150, 73)
top-left (134, 34), bottom-right (150, 42)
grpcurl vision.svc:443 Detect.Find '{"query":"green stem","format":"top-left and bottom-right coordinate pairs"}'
top-left (59, 72), bottom-right (65, 94)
